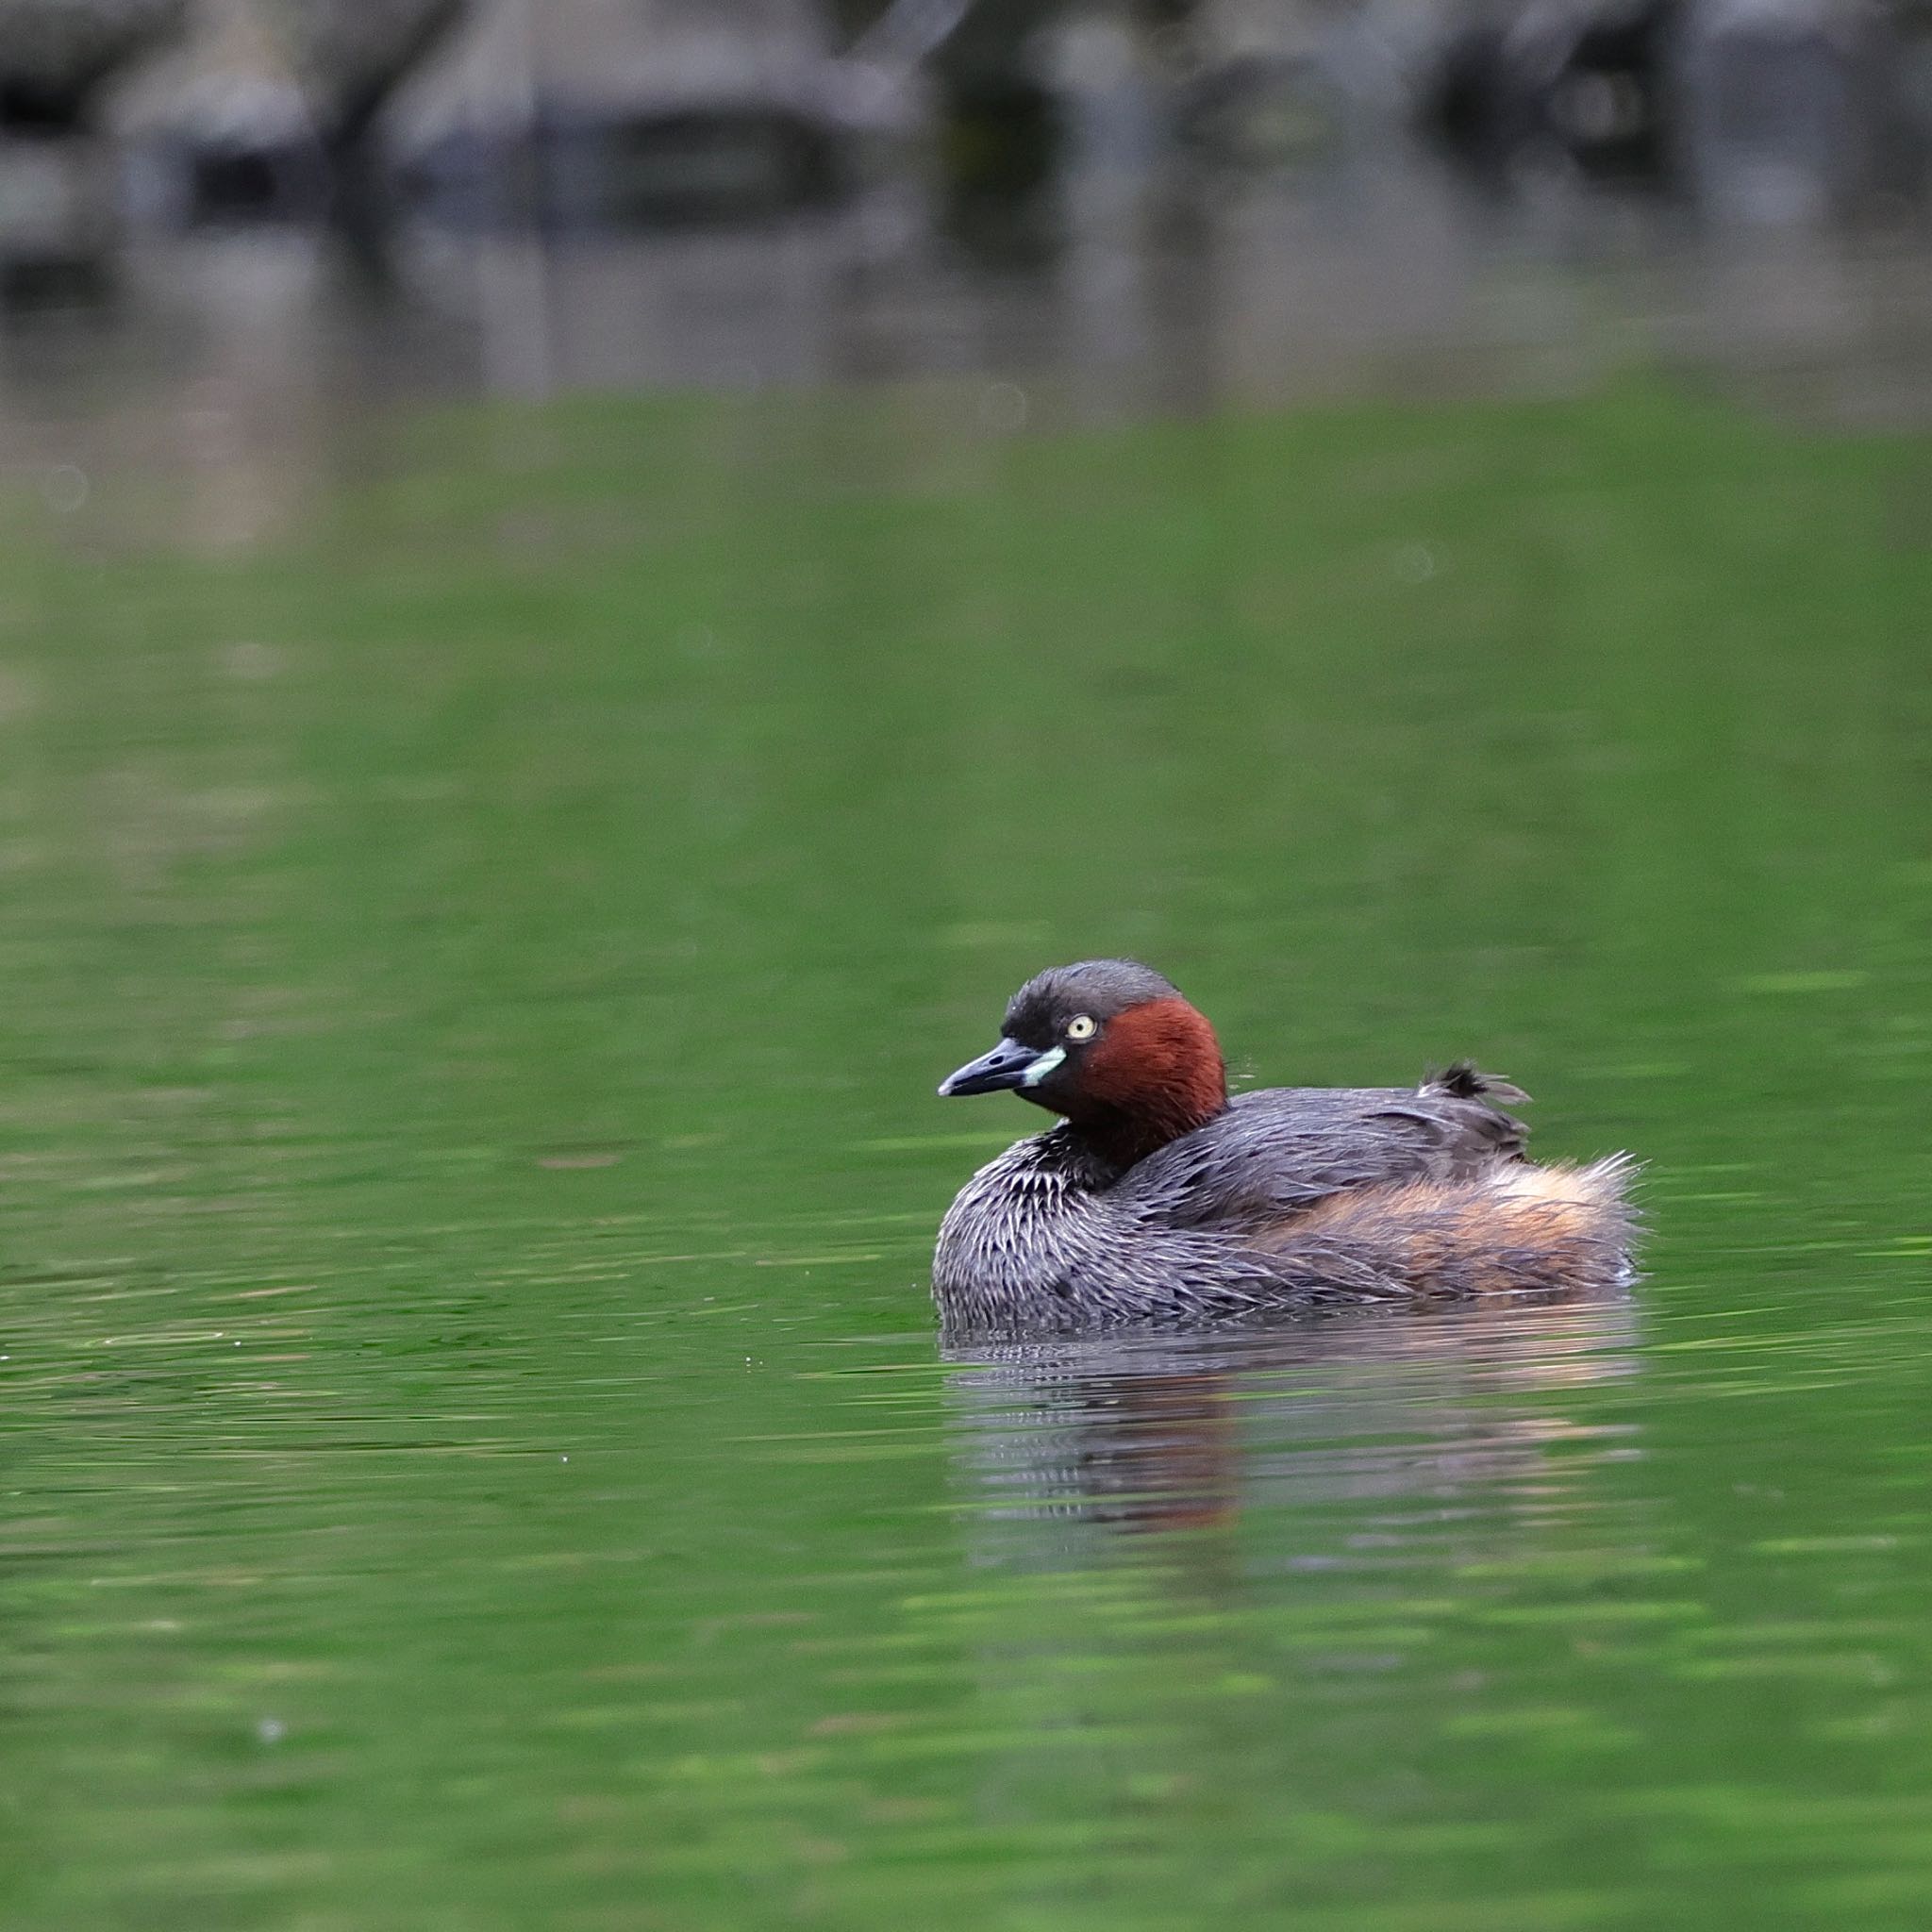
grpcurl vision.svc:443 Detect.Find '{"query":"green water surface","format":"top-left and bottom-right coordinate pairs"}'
top-left (1, 376), bottom-right (1929, 1930)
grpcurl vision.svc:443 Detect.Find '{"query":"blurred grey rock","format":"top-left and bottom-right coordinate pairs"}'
top-left (0, 0), bottom-right (188, 125)
top-left (399, 0), bottom-right (921, 225)
top-left (259, 0), bottom-right (468, 148)
top-left (1679, 0), bottom-right (1907, 218)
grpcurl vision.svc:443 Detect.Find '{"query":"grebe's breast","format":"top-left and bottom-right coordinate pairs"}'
top-left (933, 1129), bottom-right (1109, 1314)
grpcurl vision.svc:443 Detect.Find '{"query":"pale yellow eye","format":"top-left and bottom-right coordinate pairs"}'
top-left (1066, 1014), bottom-right (1098, 1042)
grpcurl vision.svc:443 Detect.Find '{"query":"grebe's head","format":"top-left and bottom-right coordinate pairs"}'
top-left (938, 958), bottom-right (1227, 1164)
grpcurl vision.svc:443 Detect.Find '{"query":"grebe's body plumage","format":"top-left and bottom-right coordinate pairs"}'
top-left (933, 960), bottom-right (1634, 1336)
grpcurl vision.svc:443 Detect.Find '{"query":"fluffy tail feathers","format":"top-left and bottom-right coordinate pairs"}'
top-left (1259, 1156), bottom-right (1639, 1301)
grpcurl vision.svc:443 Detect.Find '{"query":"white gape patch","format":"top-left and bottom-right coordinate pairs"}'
top-left (1021, 1046), bottom-right (1066, 1088)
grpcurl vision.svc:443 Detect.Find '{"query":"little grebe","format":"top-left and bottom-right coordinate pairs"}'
top-left (933, 959), bottom-right (1634, 1334)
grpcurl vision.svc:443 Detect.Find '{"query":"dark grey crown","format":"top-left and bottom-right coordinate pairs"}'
top-left (1001, 959), bottom-right (1183, 1047)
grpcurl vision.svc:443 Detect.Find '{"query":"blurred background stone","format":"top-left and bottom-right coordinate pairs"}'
top-left (0, 0), bottom-right (184, 292)
top-left (0, 0), bottom-right (187, 128)
top-left (15, 0), bottom-right (1916, 232)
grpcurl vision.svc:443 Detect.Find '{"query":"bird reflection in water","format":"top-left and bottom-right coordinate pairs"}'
top-left (941, 1291), bottom-right (1641, 1550)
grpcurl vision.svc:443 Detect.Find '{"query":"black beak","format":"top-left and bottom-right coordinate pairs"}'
top-left (938, 1037), bottom-right (1044, 1098)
